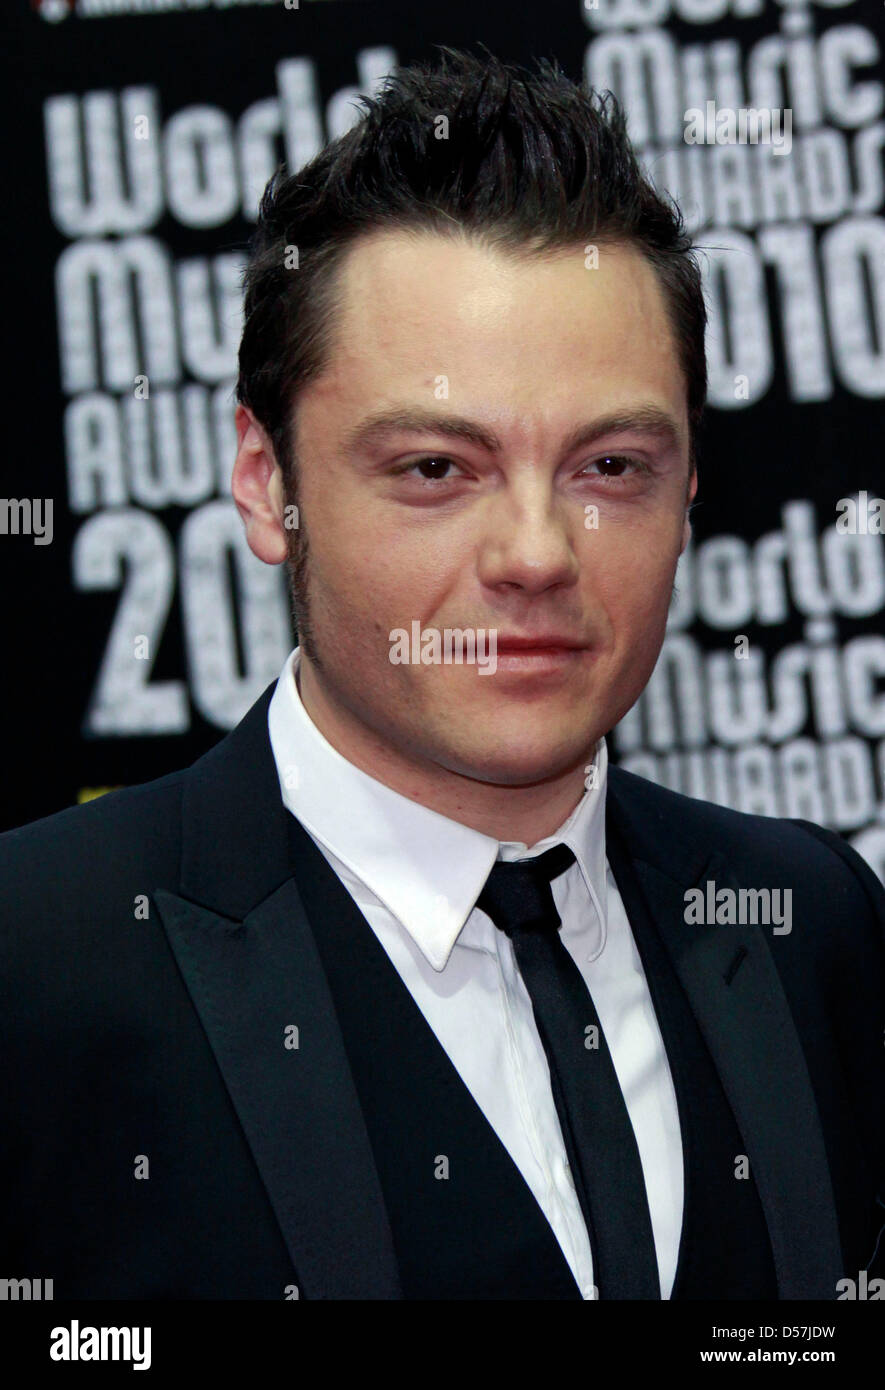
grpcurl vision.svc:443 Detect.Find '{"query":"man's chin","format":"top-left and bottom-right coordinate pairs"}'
top-left (433, 736), bottom-right (597, 790)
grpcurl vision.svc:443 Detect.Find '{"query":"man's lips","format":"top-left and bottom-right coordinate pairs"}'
top-left (494, 635), bottom-right (589, 651)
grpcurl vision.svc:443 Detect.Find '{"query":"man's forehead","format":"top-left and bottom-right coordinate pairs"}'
top-left (323, 229), bottom-right (678, 378)
top-left (332, 225), bottom-right (655, 305)
top-left (296, 228), bottom-right (687, 456)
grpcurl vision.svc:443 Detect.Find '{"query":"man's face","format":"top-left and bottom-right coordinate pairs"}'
top-left (268, 230), bottom-right (694, 787)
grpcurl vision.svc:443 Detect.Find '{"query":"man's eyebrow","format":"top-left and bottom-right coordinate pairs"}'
top-left (341, 404), bottom-right (685, 460)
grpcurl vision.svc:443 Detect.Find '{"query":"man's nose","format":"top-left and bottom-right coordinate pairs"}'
top-left (476, 489), bottom-right (581, 595)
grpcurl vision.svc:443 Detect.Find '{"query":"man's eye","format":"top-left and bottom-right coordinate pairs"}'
top-left (582, 455), bottom-right (646, 479)
top-left (390, 454), bottom-right (647, 483)
top-left (394, 457), bottom-right (460, 481)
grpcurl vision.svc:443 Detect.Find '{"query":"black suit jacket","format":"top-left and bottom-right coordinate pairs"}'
top-left (1, 681), bottom-right (883, 1299)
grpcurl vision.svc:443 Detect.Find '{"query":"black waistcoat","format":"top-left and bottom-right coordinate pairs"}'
top-left (285, 806), bottom-right (778, 1300)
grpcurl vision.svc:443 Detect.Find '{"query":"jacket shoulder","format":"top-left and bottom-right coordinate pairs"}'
top-left (608, 763), bottom-right (884, 918)
top-left (0, 767), bottom-right (187, 920)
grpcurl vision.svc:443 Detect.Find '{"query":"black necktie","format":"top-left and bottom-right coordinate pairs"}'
top-left (476, 843), bottom-right (661, 1300)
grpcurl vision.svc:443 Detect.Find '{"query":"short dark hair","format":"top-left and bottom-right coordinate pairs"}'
top-left (235, 45), bottom-right (707, 491)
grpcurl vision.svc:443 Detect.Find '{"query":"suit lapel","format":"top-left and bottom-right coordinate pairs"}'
top-left (153, 683), bottom-right (402, 1300)
top-left (606, 767), bottom-right (844, 1299)
top-left (148, 677), bottom-right (843, 1299)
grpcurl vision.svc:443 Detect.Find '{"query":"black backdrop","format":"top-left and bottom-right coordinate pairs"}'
top-left (4, 0), bottom-right (885, 883)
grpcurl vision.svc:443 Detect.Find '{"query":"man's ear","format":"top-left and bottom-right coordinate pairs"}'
top-left (680, 466), bottom-right (698, 555)
top-left (232, 404), bottom-right (288, 565)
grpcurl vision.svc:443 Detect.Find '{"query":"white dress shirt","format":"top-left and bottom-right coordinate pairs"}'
top-left (267, 647), bottom-right (684, 1299)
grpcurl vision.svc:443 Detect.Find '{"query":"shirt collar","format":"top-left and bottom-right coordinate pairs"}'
top-left (267, 647), bottom-right (609, 971)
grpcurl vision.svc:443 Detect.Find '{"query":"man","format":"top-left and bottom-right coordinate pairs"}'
top-left (2, 49), bottom-right (883, 1301)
